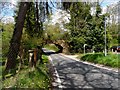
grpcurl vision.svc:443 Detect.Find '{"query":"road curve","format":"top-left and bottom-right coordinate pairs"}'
top-left (43, 48), bottom-right (119, 89)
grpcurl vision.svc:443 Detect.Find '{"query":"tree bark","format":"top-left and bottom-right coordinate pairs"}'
top-left (5, 2), bottom-right (30, 71)
top-left (35, 2), bottom-right (43, 64)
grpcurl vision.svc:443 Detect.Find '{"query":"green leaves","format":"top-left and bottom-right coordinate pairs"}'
top-left (44, 24), bottom-right (69, 42)
top-left (63, 2), bottom-right (108, 53)
top-left (2, 23), bottom-right (14, 56)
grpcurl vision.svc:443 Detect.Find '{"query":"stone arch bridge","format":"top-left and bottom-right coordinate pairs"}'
top-left (45, 40), bottom-right (69, 54)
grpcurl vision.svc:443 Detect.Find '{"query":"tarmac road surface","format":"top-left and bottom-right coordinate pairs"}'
top-left (43, 48), bottom-right (119, 89)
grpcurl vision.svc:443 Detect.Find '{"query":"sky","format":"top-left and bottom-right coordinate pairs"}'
top-left (0, 0), bottom-right (120, 23)
top-left (0, 0), bottom-right (17, 23)
top-left (100, 0), bottom-right (120, 14)
top-left (100, 0), bottom-right (119, 7)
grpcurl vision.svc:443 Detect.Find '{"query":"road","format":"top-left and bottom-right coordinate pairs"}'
top-left (43, 48), bottom-right (119, 89)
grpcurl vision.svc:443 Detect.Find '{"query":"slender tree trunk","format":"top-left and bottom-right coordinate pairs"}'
top-left (5, 2), bottom-right (30, 71)
top-left (35, 2), bottom-right (43, 64)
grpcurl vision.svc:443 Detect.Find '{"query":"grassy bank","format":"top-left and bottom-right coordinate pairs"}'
top-left (80, 53), bottom-right (119, 68)
top-left (2, 55), bottom-right (51, 89)
top-left (44, 44), bottom-right (59, 52)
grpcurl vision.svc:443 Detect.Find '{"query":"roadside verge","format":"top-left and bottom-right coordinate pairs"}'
top-left (60, 53), bottom-right (118, 73)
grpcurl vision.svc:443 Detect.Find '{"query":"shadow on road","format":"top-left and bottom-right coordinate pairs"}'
top-left (44, 51), bottom-right (57, 55)
top-left (43, 49), bottom-right (119, 89)
top-left (42, 48), bottom-right (59, 55)
top-left (50, 54), bottom-right (119, 89)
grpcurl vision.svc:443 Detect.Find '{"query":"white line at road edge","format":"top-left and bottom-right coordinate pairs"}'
top-left (48, 56), bottom-right (63, 89)
top-left (60, 53), bottom-right (118, 73)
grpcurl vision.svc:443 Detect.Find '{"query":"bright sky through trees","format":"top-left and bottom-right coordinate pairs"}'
top-left (0, 0), bottom-right (119, 23)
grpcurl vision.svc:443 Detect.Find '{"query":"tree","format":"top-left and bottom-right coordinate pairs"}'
top-left (64, 2), bottom-right (92, 53)
top-left (62, 2), bottom-right (108, 53)
top-left (23, 2), bottom-right (51, 64)
top-left (5, 2), bottom-right (30, 71)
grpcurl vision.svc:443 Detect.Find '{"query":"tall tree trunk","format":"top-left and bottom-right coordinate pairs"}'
top-left (35, 2), bottom-right (43, 64)
top-left (5, 2), bottom-right (30, 71)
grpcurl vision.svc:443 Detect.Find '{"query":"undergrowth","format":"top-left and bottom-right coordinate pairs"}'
top-left (2, 55), bottom-right (51, 89)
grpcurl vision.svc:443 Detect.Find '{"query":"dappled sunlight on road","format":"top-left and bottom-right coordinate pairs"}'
top-left (44, 49), bottom-right (119, 89)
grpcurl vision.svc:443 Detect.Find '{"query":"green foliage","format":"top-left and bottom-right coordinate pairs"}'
top-left (64, 2), bottom-right (108, 53)
top-left (81, 53), bottom-right (119, 68)
top-left (69, 37), bottom-right (85, 53)
top-left (21, 2), bottom-right (52, 51)
top-left (1, 23), bottom-right (14, 56)
top-left (81, 53), bottom-right (104, 63)
top-left (22, 32), bottom-right (43, 49)
top-left (65, 2), bottom-right (91, 53)
top-left (96, 3), bottom-right (102, 16)
top-left (24, 2), bottom-right (51, 38)
top-left (44, 24), bottom-right (68, 42)
top-left (107, 23), bottom-right (119, 47)
top-left (24, 2), bottom-right (43, 37)
top-left (21, 32), bottom-right (44, 60)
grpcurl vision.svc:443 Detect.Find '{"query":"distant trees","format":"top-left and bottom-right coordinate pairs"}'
top-left (44, 24), bottom-right (66, 41)
top-left (107, 23), bottom-right (119, 47)
top-left (118, 24), bottom-right (120, 44)
top-left (44, 2), bottom-right (109, 53)
top-left (62, 2), bottom-right (108, 53)
top-left (106, 3), bottom-right (119, 47)
top-left (65, 2), bottom-right (92, 53)
top-left (2, 23), bottom-right (14, 57)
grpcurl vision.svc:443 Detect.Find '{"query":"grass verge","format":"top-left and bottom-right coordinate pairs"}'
top-left (1, 55), bottom-right (51, 89)
top-left (44, 44), bottom-right (59, 52)
top-left (80, 53), bottom-right (120, 68)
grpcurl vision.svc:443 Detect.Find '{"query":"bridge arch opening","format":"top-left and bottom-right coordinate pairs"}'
top-left (44, 40), bottom-right (70, 54)
top-left (43, 44), bottom-right (63, 53)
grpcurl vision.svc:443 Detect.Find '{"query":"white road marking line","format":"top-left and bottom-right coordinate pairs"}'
top-left (60, 53), bottom-right (118, 73)
top-left (48, 56), bottom-right (63, 89)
